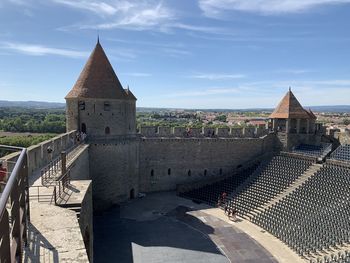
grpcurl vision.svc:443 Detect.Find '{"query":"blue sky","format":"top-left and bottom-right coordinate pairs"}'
top-left (1, 0), bottom-right (350, 109)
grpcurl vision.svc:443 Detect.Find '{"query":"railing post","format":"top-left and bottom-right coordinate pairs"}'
top-left (10, 178), bottom-right (22, 261)
top-left (0, 210), bottom-right (11, 262)
top-left (61, 151), bottom-right (67, 177)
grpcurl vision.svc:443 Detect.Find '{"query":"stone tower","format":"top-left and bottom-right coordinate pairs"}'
top-left (269, 88), bottom-right (317, 150)
top-left (66, 41), bottom-right (139, 209)
top-left (65, 40), bottom-right (137, 138)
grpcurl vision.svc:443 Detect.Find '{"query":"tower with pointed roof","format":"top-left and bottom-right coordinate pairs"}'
top-left (65, 41), bottom-right (140, 208)
top-left (65, 40), bottom-right (137, 138)
top-left (269, 88), bottom-right (317, 149)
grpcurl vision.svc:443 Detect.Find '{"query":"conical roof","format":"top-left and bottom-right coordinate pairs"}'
top-left (270, 89), bottom-right (311, 119)
top-left (65, 41), bottom-right (132, 100)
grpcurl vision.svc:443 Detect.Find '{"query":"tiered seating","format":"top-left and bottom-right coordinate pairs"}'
top-left (292, 143), bottom-right (332, 158)
top-left (330, 145), bottom-right (350, 162)
top-left (252, 163), bottom-right (350, 260)
top-left (227, 155), bottom-right (312, 217)
top-left (179, 164), bottom-right (259, 206)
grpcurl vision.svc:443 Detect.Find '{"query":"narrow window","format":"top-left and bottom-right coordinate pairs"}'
top-left (81, 123), bottom-right (87, 133)
top-left (105, 127), bottom-right (110, 135)
top-left (168, 168), bottom-right (171, 175)
top-left (220, 168), bottom-right (222, 175)
top-left (79, 101), bottom-right (85, 110)
top-left (204, 169), bottom-right (207, 176)
top-left (104, 102), bottom-right (111, 111)
top-left (151, 169), bottom-right (154, 177)
top-left (188, 170), bottom-right (191, 177)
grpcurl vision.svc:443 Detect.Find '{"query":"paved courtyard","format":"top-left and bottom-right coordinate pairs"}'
top-left (94, 192), bottom-right (278, 263)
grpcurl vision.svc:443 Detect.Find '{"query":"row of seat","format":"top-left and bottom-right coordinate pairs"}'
top-left (179, 164), bottom-right (259, 205)
top-left (227, 155), bottom-right (312, 217)
top-left (292, 143), bottom-right (332, 158)
top-left (330, 145), bottom-right (350, 162)
top-left (252, 163), bottom-right (350, 262)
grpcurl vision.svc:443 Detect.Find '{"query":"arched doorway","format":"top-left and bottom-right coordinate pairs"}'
top-left (81, 123), bottom-right (87, 133)
top-left (130, 188), bottom-right (135, 199)
top-left (105, 126), bottom-right (110, 135)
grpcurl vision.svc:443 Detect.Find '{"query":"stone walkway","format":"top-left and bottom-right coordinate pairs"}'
top-left (23, 144), bottom-right (90, 262)
top-left (23, 202), bottom-right (88, 262)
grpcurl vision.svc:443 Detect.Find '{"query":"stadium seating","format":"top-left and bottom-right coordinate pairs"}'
top-left (292, 143), bottom-right (332, 159)
top-left (330, 145), bottom-right (350, 162)
top-left (253, 163), bottom-right (350, 261)
top-left (179, 164), bottom-right (259, 206)
top-left (227, 155), bottom-right (313, 218)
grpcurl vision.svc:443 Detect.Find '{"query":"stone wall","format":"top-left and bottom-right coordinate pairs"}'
top-left (139, 126), bottom-right (268, 138)
top-left (69, 145), bottom-right (90, 180)
top-left (88, 138), bottom-right (139, 210)
top-left (66, 98), bottom-right (136, 138)
top-left (78, 181), bottom-right (93, 262)
top-left (27, 130), bottom-right (77, 175)
top-left (138, 134), bottom-right (276, 193)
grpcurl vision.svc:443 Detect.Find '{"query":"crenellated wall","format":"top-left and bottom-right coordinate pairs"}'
top-left (138, 126), bottom-right (268, 138)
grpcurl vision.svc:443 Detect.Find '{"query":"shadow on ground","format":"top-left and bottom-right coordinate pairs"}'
top-left (94, 204), bottom-right (228, 263)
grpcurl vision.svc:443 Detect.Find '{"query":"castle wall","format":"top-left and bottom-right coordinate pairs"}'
top-left (88, 138), bottom-right (139, 210)
top-left (138, 134), bottom-right (276, 193)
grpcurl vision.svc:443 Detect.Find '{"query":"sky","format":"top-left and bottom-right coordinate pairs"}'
top-left (1, 0), bottom-right (350, 109)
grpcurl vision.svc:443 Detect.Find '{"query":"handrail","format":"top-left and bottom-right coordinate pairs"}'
top-left (0, 145), bottom-right (29, 263)
top-left (0, 147), bottom-right (26, 217)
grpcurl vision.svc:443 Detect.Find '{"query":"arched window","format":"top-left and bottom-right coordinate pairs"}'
top-left (105, 127), bottom-right (110, 135)
top-left (204, 169), bottom-right (207, 176)
top-left (81, 123), bottom-right (87, 133)
top-left (168, 168), bottom-right (171, 175)
top-left (188, 170), bottom-right (191, 176)
top-left (130, 188), bottom-right (135, 199)
top-left (219, 168), bottom-right (222, 175)
top-left (79, 101), bottom-right (85, 110)
top-left (151, 169), bottom-right (154, 177)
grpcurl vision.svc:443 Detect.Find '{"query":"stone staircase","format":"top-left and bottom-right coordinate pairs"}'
top-left (244, 163), bottom-right (323, 220)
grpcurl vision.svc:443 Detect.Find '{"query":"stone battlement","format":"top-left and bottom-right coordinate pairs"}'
top-left (138, 126), bottom-right (268, 138)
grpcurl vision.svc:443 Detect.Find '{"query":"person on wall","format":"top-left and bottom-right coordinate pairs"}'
top-left (0, 161), bottom-right (8, 192)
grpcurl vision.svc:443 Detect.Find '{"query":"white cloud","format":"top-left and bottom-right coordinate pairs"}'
top-left (0, 42), bottom-right (89, 58)
top-left (52, 0), bottom-right (133, 16)
top-left (191, 73), bottom-right (246, 80)
top-left (55, 1), bottom-right (175, 31)
top-left (198, 0), bottom-right (350, 16)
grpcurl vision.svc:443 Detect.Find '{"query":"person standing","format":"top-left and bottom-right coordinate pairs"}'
top-left (0, 161), bottom-right (7, 192)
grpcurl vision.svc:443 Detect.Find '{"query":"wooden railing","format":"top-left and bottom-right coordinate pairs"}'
top-left (0, 145), bottom-right (29, 263)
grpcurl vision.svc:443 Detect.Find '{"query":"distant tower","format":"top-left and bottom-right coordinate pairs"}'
top-left (269, 89), bottom-right (317, 149)
top-left (65, 41), bottom-right (137, 138)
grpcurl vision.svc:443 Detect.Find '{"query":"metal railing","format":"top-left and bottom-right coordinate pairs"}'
top-left (0, 145), bottom-right (29, 263)
top-left (54, 169), bottom-right (71, 206)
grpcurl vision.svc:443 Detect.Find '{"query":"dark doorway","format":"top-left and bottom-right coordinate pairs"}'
top-left (105, 126), bottom-right (110, 135)
top-left (130, 189), bottom-right (135, 199)
top-left (81, 123), bottom-right (87, 133)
